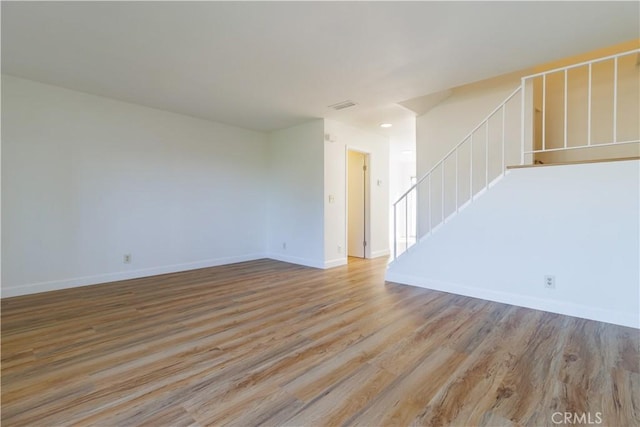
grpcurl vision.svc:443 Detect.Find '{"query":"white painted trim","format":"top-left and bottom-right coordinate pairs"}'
top-left (370, 249), bottom-right (390, 259)
top-left (324, 258), bottom-right (348, 269)
top-left (385, 272), bottom-right (639, 329)
top-left (266, 253), bottom-right (325, 269)
top-left (2, 253), bottom-right (268, 298)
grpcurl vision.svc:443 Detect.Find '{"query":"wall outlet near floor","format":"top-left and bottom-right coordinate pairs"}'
top-left (282, 242), bottom-right (287, 250)
top-left (337, 245), bottom-right (342, 253)
top-left (544, 275), bottom-right (555, 289)
top-left (123, 254), bottom-right (132, 264)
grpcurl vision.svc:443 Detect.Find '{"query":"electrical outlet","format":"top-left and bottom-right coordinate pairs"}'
top-left (282, 242), bottom-right (287, 250)
top-left (544, 275), bottom-right (555, 289)
top-left (337, 245), bottom-right (342, 253)
top-left (123, 254), bottom-right (132, 264)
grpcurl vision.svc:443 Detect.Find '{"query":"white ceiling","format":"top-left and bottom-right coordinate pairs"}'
top-left (2, 1), bottom-right (638, 146)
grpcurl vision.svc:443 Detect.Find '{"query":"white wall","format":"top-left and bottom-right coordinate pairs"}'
top-left (2, 77), bottom-right (387, 297)
top-left (2, 75), bottom-right (268, 297)
top-left (267, 120), bottom-right (325, 268)
top-left (324, 119), bottom-right (390, 266)
top-left (387, 160), bottom-right (640, 328)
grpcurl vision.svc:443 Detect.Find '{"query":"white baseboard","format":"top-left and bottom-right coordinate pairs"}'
top-left (265, 253), bottom-right (325, 269)
top-left (385, 272), bottom-right (639, 329)
top-left (1, 253), bottom-right (267, 298)
top-left (324, 257), bottom-right (347, 268)
top-left (370, 249), bottom-right (390, 259)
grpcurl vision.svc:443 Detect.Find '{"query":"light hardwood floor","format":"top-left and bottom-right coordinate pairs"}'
top-left (2, 258), bottom-right (638, 426)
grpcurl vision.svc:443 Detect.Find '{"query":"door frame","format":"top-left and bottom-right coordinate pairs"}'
top-left (345, 147), bottom-right (371, 259)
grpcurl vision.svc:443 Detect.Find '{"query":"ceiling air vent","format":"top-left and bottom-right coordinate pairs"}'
top-left (329, 100), bottom-right (357, 111)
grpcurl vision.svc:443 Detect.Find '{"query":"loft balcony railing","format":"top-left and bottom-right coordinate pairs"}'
top-left (393, 49), bottom-right (640, 260)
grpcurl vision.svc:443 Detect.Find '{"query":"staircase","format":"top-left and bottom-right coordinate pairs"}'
top-left (392, 48), bottom-right (640, 260)
top-left (387, 48), bottom-right (640, 328)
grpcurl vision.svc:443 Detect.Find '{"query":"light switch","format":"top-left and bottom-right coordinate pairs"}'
top-left (328, 195), bottom-right (335, 203)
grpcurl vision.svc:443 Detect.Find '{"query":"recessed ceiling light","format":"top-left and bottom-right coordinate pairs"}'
top-left (380, 123), bottom-right (393, 128)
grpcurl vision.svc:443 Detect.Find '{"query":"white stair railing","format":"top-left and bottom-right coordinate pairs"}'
top-left (392, 48), bottom-right (639, 260)
top-left (520, 49), bottom-right (640, 164)
top-left (393, 87), bottom-right (522, 259)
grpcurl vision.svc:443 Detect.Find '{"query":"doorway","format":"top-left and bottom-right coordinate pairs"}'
top-left (347, 150), bottom-right (369, 258)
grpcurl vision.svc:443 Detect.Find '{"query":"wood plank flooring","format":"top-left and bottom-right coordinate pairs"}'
top-left (2, 257), bottom-right (638, 426)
